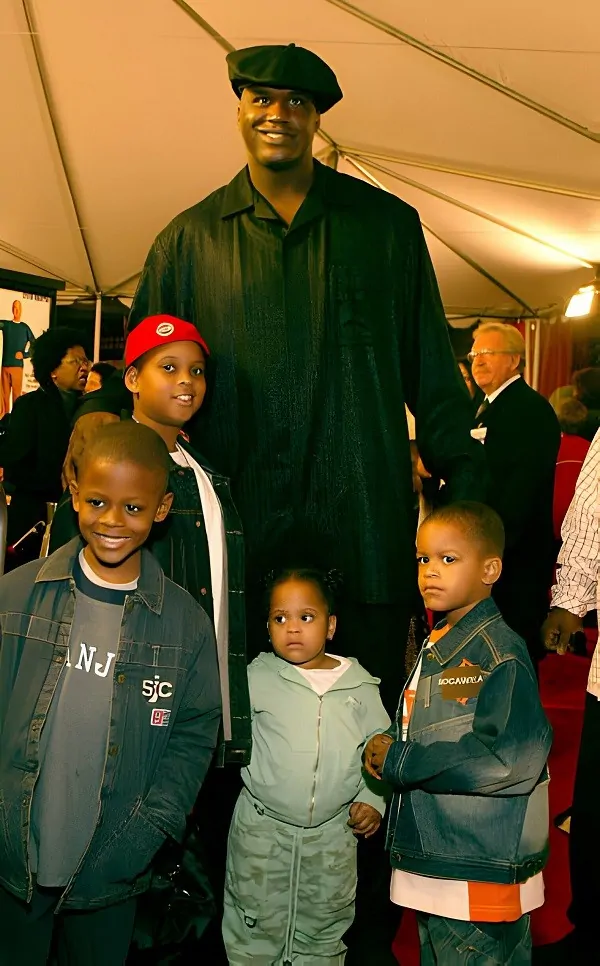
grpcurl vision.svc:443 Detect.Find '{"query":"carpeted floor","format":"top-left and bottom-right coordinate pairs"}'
top-left (392, 648), bottom-right (592, 965)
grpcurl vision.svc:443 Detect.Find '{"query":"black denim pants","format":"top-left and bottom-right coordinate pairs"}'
top-left (0, 885), bottom-right (137, 966)
top-left (569, 690), bottom-right (600, 935)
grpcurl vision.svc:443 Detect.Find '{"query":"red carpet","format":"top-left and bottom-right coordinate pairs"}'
top-left (392, 648), bottom-right (592, 964)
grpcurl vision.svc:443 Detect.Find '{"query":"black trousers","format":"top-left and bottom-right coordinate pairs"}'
top-left (0, 885), bottom-right (137, 966)
top-left (569, 691), bottom-right (600, 934)
top-left (337, 601), bottom-right (412, 965)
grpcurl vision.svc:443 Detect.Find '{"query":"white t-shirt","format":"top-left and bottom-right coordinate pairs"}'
top-left (295, 654), bottom-right (351, 695)
top-left (170, 445), bottom-right (230, 738)
top-left (79, 549), bottom-right (138, 590)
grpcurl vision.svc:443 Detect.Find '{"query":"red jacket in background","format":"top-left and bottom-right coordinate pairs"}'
top-left (553, 433), bottom-right (590, 541)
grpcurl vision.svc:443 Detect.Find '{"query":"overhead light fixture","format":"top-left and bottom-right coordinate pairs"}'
top-left (564, 267), bottom-right (600, 320)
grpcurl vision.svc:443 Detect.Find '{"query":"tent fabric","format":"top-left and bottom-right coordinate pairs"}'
top-left (1, 0), bottom-right (599, 317)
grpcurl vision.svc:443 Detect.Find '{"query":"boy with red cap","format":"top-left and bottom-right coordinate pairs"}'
top-left (51, 314), bottom-right (250, 767)
top-left (49, 316), bottom-right (251, 956)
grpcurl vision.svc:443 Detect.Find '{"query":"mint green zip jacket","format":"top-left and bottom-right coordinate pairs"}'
top-left (242, 652), bottom-right (390, 827)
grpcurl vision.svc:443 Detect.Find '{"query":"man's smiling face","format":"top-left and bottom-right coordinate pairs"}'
top-left (237, 86), bottom-right (320, 169)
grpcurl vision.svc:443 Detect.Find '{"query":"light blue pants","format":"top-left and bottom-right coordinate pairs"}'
top-left (223, 789), bottom-right (357, 965)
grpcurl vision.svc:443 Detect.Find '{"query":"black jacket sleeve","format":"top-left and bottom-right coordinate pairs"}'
top-left (0, 393), bottom-right (35, 476)
top-left (129, 233), bottom-right (179, 330)
top-left (398, 215), bottom-right (487, 503)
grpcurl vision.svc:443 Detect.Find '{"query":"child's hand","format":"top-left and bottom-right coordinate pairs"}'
top-left (363, 733), bottom-right (394, 780)
top-left (348, 802), bottom-right (381, 838)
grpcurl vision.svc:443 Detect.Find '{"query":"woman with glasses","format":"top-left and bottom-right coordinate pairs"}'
top-left (0, 327), bottom-right (90, 568)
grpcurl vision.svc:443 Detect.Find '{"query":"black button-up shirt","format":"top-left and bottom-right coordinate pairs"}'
top-left (85, 162), bottom-right (484, 602)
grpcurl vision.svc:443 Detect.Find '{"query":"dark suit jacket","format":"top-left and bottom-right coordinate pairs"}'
top-left (0, 385), bottom-right (73, 502)
top-left (475, 377), bottom-right (561, 651)
top-left (0, 386), bottom-right (79, 554)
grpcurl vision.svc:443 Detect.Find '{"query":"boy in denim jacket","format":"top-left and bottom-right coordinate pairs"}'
top-left (0, 422), bottom-right (221, 965)
top-left (364, 501), bottom-right (551, 965)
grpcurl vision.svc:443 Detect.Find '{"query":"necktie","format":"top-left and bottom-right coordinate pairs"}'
top-left (475, 398), bottom-right (489, 422)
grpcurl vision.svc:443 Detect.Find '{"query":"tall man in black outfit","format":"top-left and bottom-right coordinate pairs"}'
top-left (64, 44), bottom-right (485, 963)
top-left (67, 44), bottom-right (483, 700)
top-left (471, 322), bottom-right (560, 663)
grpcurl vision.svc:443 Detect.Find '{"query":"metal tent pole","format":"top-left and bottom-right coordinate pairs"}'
top-left (93, 294), bottom-right (102, 363)
top-left (524, 321), bottom-right (532, 386)
top-left (0, 485), bottom-right (7, 576)
top-left (532, 320), bottom-right (542, 391)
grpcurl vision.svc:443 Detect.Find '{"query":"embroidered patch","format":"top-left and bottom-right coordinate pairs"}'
top-left (156, 322), bottom-right (175, 337)
top-left (438, 659), bottom-right (484, 705)
top-left (142, 675), bottom-right (174, 704)
top-left (150, 709), bottom-right (171, 727)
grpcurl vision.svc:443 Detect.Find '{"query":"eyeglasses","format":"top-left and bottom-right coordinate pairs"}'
top-left (467, 349), bottom-right (514, 363)
top-left (63, 356), bottom-right (90, 368)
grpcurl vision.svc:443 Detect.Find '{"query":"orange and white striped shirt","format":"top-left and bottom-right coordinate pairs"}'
top-left (390, 625), bottom-right (544, 921)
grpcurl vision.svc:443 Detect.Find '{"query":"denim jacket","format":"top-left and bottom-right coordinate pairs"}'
top-left (0, 539), bottom-right (221, 909)
top-left (383, 598), bottom-right (552, 884)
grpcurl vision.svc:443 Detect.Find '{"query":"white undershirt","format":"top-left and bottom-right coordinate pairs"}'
top-left (170, 445), bottom-right (230, 738)
top-left (295, 654), bottom-right (351, 696)
top-left (78, 549), bottom-right (138, 590)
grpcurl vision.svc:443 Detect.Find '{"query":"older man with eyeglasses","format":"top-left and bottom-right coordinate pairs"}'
top-left (469, 322), bottom-right (560, 665)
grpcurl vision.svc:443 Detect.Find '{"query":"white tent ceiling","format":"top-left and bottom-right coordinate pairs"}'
top-left (2, 0), bottom-right (600, 317)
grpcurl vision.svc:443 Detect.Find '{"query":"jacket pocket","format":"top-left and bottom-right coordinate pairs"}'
top-left (411, 712), bottom-right (475, 745)
top-left (90, 800), bottom-right (166, 885)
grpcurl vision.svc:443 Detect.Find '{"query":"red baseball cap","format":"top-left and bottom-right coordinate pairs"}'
top-left (124, 315), bottom-right (210, 368)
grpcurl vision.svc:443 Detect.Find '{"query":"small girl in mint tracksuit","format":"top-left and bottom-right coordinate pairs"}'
top-left (223, 567), bottom-right (390, 964)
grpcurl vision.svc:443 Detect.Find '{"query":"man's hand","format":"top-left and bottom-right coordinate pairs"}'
top-left (363, 733), bottom-right (394, 780)
top-left (348, 802), bottom-right (381, 839)
top-left (542, 607), bottom-right (584, 656)
top-left (62, 412), bottom-right (119, 487)
top-left (409, 441), bottom-right (432, 495)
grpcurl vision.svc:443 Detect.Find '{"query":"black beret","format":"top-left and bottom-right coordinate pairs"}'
top-left (226, 43), bottom-right (343, 114)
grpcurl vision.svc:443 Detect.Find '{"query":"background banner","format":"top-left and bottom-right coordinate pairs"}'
top-left (0, 287), bottom-right (52, 412)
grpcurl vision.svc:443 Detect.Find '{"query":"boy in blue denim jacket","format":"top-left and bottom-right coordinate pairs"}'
top-left (364, 501), bottom-right (552, 965)
top-left (0, 422), bottom-right (221, 966)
